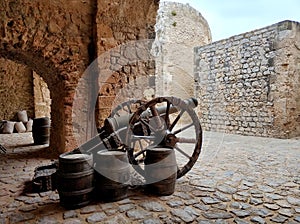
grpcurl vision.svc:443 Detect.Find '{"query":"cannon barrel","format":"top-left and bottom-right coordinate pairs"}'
top-left (64, 97), bottom-right (201, 183)
top-left (79, 97), bottom-right (198, 153)
top-left (140, 97), bottom-right (198, 118)
top-left (104, 97), bottom-right (198, 133)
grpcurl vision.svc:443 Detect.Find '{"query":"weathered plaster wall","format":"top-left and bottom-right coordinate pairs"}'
top-left (194, 20), bottom-right (300, 138)
top-left (0, 58), bottom-right (34, 120)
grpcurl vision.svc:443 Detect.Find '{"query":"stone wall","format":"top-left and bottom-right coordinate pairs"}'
top-left (0, 60), bottom-right (51, 121)
top-left (0, 58), bottom-right (34, 121)
top-left (95, 0), bottom-right (159, 128)
top-left (0, 0), bottom-right (159, 152)
top-left (194, 20), bottom-right (300, 138)
top-left (72, 0), bottom-right (159, 145)
top-left (33, 72), bottom-right (51, 118)
top-left (0, 0), bottom-right (96, 152)
top-left (153, 2), bottom-right (211, 97)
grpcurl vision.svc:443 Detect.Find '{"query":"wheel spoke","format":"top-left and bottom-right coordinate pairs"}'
top-left (173, 122), bottom-right (194, 135)
top-left (137, 139), bottom-right (144, 150)
top-left (125, 103), bottom-right (131, 114)
top-left (165, 101), bottom-right (171, 128)
top-left (170, 110), bottom-right (185, 131)
top-left (140, 118), bottom-right (156, 132)
top-left (144, 139), bottom-right (152, 144)
top-left (134, 149), bottom-right (147, 159)
top-left (131, 135), bottom-right (156, 140)
top-left (177, 137), bottom-right (197, 144)
top-left (111, 100), bottom-right (144, 117)
top-left (132, 139), bottom-right (137, 149)
top-left (125, 97), bottom-right (202, 180)
top-left (174, 145), bottom-right (192, 159)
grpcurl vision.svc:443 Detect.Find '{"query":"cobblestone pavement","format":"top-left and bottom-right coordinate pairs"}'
top-left (0, 132), bottom-right (299, 223)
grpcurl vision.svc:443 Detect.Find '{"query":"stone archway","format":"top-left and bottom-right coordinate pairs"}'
top-left (0, 0), bottom-right (159, 153)
top-left (0, 0), bottom-right (97, 153)
top-left (0, 48), bottom-right (66, 154)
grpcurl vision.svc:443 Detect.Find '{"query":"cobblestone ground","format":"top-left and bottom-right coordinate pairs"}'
top-left (0, 132), bottom-right (299, 223)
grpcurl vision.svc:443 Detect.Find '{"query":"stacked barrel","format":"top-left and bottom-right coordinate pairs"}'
top-left (57, 153), bottom-right (94, 209)
top-left (145, 147), bottom-right (177, 195)
top-left (56, 147), bottom-right (177, 208)
top-left (94, 150), bottom-right (130, 202)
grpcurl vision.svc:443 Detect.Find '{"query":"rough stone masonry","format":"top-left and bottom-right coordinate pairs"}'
top-left (194, 20), bottom-right (300, 138)
top-left (0, 0), bottom-right (159, 153)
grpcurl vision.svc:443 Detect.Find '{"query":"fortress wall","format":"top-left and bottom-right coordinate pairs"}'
top-left (194, 20), bottom-right (300, 138)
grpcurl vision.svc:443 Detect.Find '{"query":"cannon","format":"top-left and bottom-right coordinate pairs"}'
top-left (33, 96), bottom-right (203, 207)
top-left (78, 96), bottom-right (203, 179)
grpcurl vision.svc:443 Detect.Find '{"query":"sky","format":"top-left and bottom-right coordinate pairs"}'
top-left (163, 0), bottom-right (300, 41)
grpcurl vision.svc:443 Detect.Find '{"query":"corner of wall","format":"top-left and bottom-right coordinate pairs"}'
top-left (273, 20), bottom-right (300, 138)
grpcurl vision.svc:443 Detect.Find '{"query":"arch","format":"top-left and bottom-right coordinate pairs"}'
top-left (1, 0), bottom-right (160, 154)
top-left (0, 47), bottom-right (66, 154)
top-left (0, 0), bottom-right (95, 153)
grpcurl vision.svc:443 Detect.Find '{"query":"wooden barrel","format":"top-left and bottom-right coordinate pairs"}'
top-left (59, 152), bottom-right (93, 173)
top-left (32, 117), bottom-right (50, 145)
top-left (57, 153), bottom-right (94, 209)
top-left (59, 187), bottom-right (94, 209)
top-left (94, 150), bottom-right (130, 202)
top-left (144, 147), bottom-right (177, 195)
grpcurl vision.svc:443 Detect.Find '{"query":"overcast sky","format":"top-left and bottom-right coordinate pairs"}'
top-left (162, 0), bottom-right (300, 41)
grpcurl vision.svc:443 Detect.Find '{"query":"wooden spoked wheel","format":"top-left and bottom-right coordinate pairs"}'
top-left (101, 99), bottom-right (147, 149)
top-left (109, 99), bottom-right (146, 118)
top-left (125, 96), bottom-right (203, 179)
